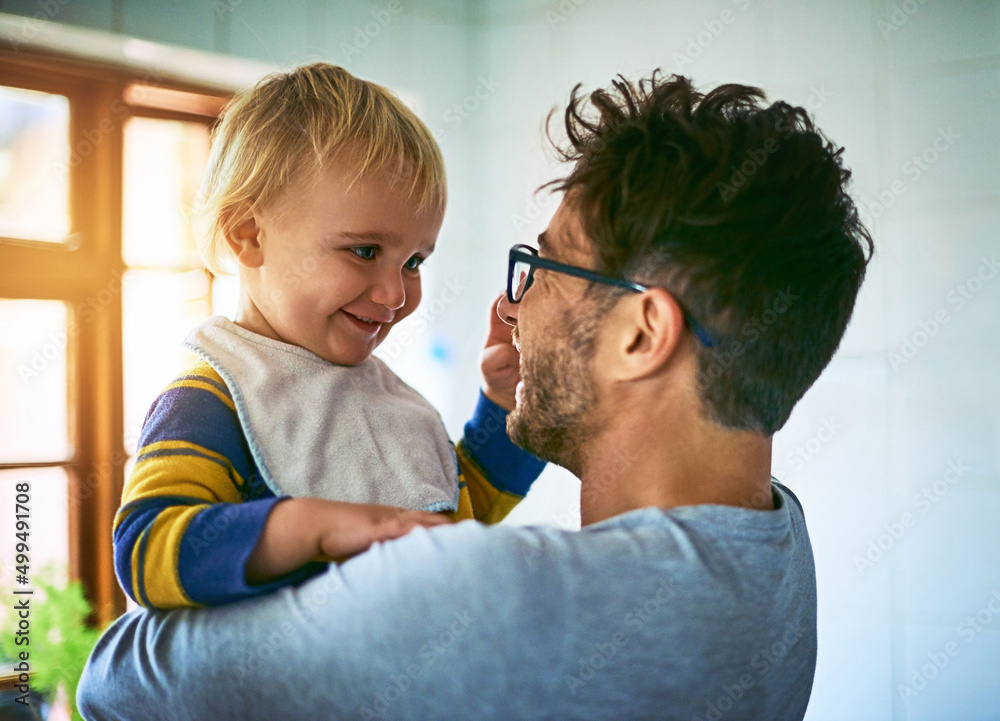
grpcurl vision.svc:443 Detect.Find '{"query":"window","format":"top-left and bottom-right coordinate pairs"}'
top-left (0, 85), bottom-right (71, 244)
top-left (0, 51), bottom-right (231, 624)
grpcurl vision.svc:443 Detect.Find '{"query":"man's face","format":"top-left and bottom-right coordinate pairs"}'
top-left (503, 198), bottom-right (611, 474)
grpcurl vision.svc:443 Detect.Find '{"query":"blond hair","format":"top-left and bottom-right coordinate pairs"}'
top-left (194, 63), bottom-right (446, 275)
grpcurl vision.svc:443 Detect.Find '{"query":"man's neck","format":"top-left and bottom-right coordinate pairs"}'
top-left (577, 393), bottom-right (774, 526)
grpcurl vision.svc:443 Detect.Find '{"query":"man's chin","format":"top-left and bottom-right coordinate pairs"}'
top-left (506, 408), bottom-right (541, 458)
top-left (506, 406), bottom-right (577, 471)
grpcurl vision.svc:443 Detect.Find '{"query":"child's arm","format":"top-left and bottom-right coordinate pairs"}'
top-left (244, 498), bottom-right (449, 583)
top-left (114, 362), bottom-right (313, 609)
top-left (448, 295), bottom-right (546, 524)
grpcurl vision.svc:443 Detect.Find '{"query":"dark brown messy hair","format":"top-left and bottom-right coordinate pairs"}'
top-left (546, 72), bottom-right (873, 435)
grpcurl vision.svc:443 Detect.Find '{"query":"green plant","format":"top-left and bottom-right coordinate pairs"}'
top-left (1, 564), bottom-right (105, 721)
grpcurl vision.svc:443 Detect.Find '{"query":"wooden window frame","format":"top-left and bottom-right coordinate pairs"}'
top-left (0, 49), bottom-right (230, 625)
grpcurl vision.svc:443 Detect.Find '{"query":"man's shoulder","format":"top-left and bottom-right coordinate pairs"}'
top-left (348, 508), bottom-right (815, 717)
top-left (357, 500), bottom-right (814, 603)
top-left (360, 512), bottom-right (710, 600)
top-left (773, 480), bottom-right (805, 514)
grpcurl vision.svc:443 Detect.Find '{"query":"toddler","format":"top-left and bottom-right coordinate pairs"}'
top-left (113, 63), bottom-right (543, 609)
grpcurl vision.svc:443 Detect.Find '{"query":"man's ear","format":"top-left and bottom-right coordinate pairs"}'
top-left (223, 208), bottom-right (264, 269)
top-left (603, 288), bottom-right (688, 381)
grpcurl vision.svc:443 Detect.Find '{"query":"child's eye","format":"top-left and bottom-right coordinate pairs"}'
top-left (404, 255), bottom-right (425, 271)
top-left (351, 246), bottom-right (377, 260)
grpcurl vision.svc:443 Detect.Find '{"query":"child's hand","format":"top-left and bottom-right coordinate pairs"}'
top-left (314, 501), bottom-right (452, 559)
top-left (480, 292), bottom-right (520, 411)
top-left (246, 498), bottom-right (451, 584)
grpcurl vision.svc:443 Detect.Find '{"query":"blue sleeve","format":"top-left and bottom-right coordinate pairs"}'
top-left (461, 390), bottom-right (546, 496)
top-left (175, 498), bottom-right (326, 606)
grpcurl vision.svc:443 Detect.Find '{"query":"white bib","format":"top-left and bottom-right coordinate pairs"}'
top-left (184, 316), bottom-right (458, 512)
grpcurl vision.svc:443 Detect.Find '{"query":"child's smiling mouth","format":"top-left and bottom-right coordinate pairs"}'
top-left (342, 310), bottom-right (393, 334)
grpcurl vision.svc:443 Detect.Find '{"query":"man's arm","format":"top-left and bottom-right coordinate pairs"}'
top-left (80, 490), bottom-right (818, 721)
top-left (80, 521), bottom-right (569, 721)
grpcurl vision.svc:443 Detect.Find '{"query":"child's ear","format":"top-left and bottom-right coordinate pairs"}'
top-left (224, 209), bottom-right (264, 269)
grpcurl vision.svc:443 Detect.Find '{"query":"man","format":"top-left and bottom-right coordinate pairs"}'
top-left (78, 72), bottom-right (871, 721)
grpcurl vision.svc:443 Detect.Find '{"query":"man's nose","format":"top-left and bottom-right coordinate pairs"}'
top-left (496, 293), bottom-right (518, 326)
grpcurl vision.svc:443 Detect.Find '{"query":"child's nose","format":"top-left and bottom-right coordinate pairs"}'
top-left (369, 267), bottom-right (406, 310)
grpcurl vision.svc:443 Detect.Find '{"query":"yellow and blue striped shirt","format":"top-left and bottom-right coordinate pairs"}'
top-left (114, 361), bottom-right (544, 609)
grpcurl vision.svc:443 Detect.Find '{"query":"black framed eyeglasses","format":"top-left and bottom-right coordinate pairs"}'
top-left (507, 243), bottom-right (714, 348)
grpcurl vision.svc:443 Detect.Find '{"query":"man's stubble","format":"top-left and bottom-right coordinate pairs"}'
top-left (507, 297), bottom-right (610, 476)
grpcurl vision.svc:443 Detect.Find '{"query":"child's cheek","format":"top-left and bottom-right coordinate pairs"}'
top-left (404, 275), bottom-right (423, 314)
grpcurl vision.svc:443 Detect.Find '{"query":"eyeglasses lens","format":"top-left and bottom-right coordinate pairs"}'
top-left (512, 260), bottom-right (532, 301)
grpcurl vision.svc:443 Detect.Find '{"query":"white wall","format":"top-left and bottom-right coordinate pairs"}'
top-left (4, 0), bottom-right (996, 717)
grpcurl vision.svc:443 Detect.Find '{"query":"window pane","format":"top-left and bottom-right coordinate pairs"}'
top-left (0, 300), bottom-right (71, 463)
top-left (0, 86), bottom-right (70, 244)
top-left (122, 270), bottom-right (211, 450)
top-left (0, 467), bottom-right (70, 579)
top-left (122, 117), bottom-right (211, 268)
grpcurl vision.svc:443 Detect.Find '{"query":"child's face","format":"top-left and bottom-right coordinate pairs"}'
top-left (233, 163), bottom-right (443, 365)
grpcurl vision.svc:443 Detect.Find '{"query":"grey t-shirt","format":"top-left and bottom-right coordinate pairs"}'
top-left (79, 482), bottom-right (816, 721)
